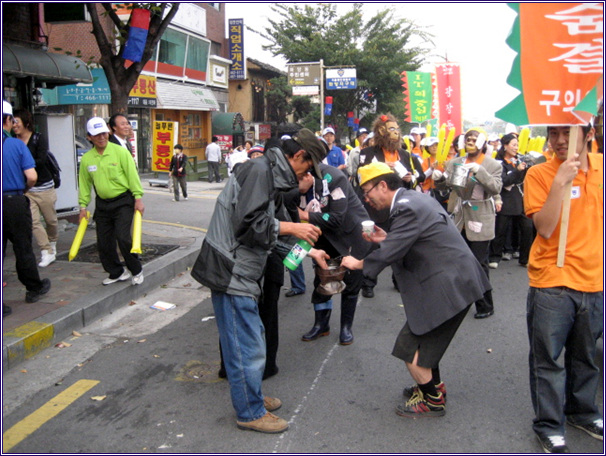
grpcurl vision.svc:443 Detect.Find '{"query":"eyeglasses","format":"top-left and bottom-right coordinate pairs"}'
top-left (362, 182), bottom-right (380, 198)
top-left (387, 127), bottom-right (400, 132)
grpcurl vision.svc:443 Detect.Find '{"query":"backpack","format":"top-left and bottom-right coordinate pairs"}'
top-left (46, 151), bottom-right (61, 189)
top-left (31, 132), bottom-right (61, 189)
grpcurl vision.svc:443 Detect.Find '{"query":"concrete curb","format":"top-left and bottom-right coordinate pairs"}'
top-left (2, 238), bottom-right (203, 371)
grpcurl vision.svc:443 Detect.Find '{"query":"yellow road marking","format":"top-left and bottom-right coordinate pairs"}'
top-left (143, 220), bottom-right (207, 233)
top-left (3, 379), bottom-right (100, 452)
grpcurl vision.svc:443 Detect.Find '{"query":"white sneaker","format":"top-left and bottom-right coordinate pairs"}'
top-left (102, 269), bottom-right (131, 285)
top-left (502, 252), bottom-right (512, 261)
top-left (184, 197), bottom-right (188, 200)
top-left (488, 262), bottom-right (499, 269)
top-left (49, 242), bottom-right (57, 255)
top-left (132, 271), bottom-right (144, 285)
top-left (38, 250), bottom-right (56, 268)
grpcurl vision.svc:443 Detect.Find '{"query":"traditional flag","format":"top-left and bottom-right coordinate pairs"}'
top-left (122, 8), bottom-right (150, 63)
top-left (495, 3), bottom-right (603, 125)
top-left (401, 71), bottom-right (433, 123)
top-left (324, 96), bottom-right (333, 116)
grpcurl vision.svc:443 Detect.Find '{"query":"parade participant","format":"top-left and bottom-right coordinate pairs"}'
top-left (2, 101), bottom-right (51, 313)
top-left (409, 126), bottom-right (426, 157)
top-left (298, 158), bottom-right (371, 345)
top-left (191, 129), bottom-right (329, 434)
top-left (420, 136), bottom-right (449, 211)
top-left (169, 144), bottom-right (188, 202)
top-left (322, 127), bottom-right (347, 174)
top-left (341, 162), bottom-right (490, 417)
top-left (358, 113), bottom-right (424, 298)
top-left (488, 134), bottom-right (533, 268)
top-left (79, 117), bottom-right (145, 286)
top-left (12, 109), bottom-right (59, 268)
top-left (433, 127), bottom-right (502, 319)
top-left (347, 127), bottom-right (369, 189)
top-left (524, 124), bottom-right (603, 453)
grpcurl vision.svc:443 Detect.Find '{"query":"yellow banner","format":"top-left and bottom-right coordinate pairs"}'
top-left (152, 121), bottom-right (175, 172)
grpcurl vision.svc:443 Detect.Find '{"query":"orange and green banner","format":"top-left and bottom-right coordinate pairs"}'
top-left (496, 3), bottom-right (603, 125)
top-left (402, 71), bottom-right (433, 123)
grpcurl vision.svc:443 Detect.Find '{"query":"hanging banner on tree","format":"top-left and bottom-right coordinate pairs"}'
top-left (122, 8), bottom-right (150, 63)
top-left (435, 64), bottom-right (462, 136)
top-left (495, 3), bottom-right (603, 125)
top-left (401, 71), bottom-right (433, 123)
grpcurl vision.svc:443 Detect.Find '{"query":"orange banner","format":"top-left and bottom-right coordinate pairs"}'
top-left (519, 3), bottom-right (602, 124)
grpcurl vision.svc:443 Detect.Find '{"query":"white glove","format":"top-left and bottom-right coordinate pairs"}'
top-left (465, 162), bottom-right (480, 174)
top-left (432, 169), bottom-right (443, 180)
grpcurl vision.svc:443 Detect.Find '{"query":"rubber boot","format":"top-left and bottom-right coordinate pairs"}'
top-left (339, 295), bottom-right (357, 345)
top-left (301, 309), bottom-right (331, 341)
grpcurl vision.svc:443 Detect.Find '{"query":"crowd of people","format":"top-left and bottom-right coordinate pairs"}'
top-left (2, 101), bottom-right (602, 451)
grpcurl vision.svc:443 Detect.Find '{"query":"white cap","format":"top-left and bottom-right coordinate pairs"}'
top-left (423, 136), bottom-right (439, 147)
top-left (322, 127), bottom-right (335, 135)
top-left (280, 134), bottom-right (291, 140)
top-left (410, 127), bottom-right (422, 135)
top-left (86, 117), bottom-right (110, 136)
top-left (488, 133), bottom-right (500, 142)
top-left (3, 100), bottom-right (13, 116)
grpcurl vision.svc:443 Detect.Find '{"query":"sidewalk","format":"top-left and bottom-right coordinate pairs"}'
top-left (2, 177), bottom-right (224, 371)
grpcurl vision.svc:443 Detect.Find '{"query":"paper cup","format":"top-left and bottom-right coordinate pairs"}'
top-left (362, 220), bottom-right (375, 235)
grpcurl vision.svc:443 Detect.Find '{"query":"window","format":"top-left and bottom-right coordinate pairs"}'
top-left (187, 36), bottom-right (210, 73)
top-left (158, 28), bottom-right (187, 67)
top-left (207, 3), bottom-right (221, 10)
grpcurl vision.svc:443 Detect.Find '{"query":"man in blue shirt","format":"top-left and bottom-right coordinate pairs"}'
top-left (2, 101), bottom-right (51, 317)
top-left (322, 127), bottom-right (347, 175)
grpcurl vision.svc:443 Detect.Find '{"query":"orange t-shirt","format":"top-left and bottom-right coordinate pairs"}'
top-left (421, 157), bottom-right (444, 192)
top-left (524, 153), bottom-right (603, 292)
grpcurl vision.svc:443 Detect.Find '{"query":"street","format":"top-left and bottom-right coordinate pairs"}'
top-left (2, 184), bottom-right (603, 454)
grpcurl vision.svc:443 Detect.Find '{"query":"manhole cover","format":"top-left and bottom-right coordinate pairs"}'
top-left (56, 243), bottom-right (179, 264)
top-left (175, 360), bottom-right (223, 383)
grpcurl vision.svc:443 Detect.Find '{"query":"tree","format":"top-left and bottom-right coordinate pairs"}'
top-left (266, 76), bottom-right (292, 124)
top-left (85, 3), bottom-right (179, 114)
top-left (258, 3), bottom-right (431, 135)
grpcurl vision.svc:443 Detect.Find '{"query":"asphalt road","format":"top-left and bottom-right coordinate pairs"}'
top-left (2, 188), bottom-right (603, 454)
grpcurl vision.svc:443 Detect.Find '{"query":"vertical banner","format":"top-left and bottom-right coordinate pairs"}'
top-left (435, 63), bottom-right (462, 135)
top-left (228, 19), bottom-right (246, 80)
top-left (152, 121), bottom-right (175, 172)
top-left (123, 8), bottom-right (150, 63)
top-left (401, 71), bottom-right (433, 123)
top-left (496, 3), bottom-right (603, 125)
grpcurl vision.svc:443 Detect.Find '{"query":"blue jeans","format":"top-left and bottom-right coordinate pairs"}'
top-left (527, 287), bottom-right (603, 437)
top-left (212, 292), bottom-right (267, 422)
top-left (288, 264), bottom-right (306, 294)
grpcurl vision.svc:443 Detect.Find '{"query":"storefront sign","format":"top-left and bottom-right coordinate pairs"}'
top-left (258, 124), bottom-right (271, 140)
top-left (128, 74), bottom-right (157, 107)
top-left (152, 121), bottom-right (175, 172)
top-left (56, 68), bottom-right (110, 104)
top-left (228, 19), bottom-right (245, 80)
top-left (215, 134), bottom-right (233, 151)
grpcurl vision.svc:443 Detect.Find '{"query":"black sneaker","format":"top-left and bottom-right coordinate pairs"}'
top-left (3, 304), bottom-right (12, 318)
top-left (567, 418), bottom-right (603, 441)
top-left (396, 390), bottom-right (445, 417)
top-left (361, 286), bottom-right (374, 298)
top-left (403, 381), bottom-right (447, 403)
top-left (536, 434), bottom-right (570, 453)
top-left (25, 278), bottom-right (51, 303)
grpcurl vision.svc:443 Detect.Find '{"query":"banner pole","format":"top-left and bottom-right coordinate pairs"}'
top-left (556, 125), bottom-right (580, 268)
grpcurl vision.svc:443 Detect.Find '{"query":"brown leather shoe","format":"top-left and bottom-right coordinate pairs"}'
top-left (237, 412), bottom-right (289, 434)
top-left (263, 396), bottom-right (282, 412)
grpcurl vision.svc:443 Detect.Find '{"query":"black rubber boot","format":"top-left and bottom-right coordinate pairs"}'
top-left (339, 295), bottom-right (357, 345)
top-left (301, 309), bottom-right (331, 341)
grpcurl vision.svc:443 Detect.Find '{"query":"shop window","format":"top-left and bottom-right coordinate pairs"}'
top-left (187, 36), bottom-right (210, 73)
top-left (158, 28), bottom-right (187, 67)
top-left (180, 112), bottom-right (205, 150)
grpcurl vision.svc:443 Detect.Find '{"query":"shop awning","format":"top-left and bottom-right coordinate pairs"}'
top-left (156, 81), bottom-right (220, 111)
top-left (212, 112), bottom-right (246, 134)
top-left (3, 43), bottom-right (93, 87)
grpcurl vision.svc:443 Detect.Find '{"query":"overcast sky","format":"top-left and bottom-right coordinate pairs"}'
top-left (224, 2), bottom-right (520, 124)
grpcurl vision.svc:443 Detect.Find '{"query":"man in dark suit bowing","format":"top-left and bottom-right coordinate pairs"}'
top-left (342, 162), bottom-right (491, 418)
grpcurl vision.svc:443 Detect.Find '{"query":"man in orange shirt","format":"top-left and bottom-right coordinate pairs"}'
top-left (524, 124), bottom-right (603, 454)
